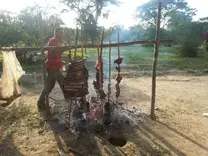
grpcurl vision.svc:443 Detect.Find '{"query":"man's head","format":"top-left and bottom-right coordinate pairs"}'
top-left (54, 27), bottom-right (63, 40)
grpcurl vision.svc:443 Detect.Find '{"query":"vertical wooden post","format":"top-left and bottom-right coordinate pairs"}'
top-left (108, 30), bottom-right (112, 103)
top-left (151, 0), bottom-right (162, 120)
top-left (39, 13), bottom-right (49, 113)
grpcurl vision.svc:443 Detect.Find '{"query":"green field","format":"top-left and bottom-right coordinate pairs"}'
top-left (1, 45), bottom-right (208, 74)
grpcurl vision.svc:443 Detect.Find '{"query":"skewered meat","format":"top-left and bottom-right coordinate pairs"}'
top-left (63, 60), bottom-right (88, 97)
top-left (115, 83), bottom-right (120, 97)
top-left (114, 57), bottom-right (123, 65)
top-left (115, 74), bottom-right (122, 83)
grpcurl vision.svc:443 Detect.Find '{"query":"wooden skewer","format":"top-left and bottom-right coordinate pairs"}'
top-left (100, 30), bottom-right (105, 89)
top-left (108, 30), bottom-right (112, 103)
top-left (116, 31), bottom-right (121, 104)
top-left (81, 43), bottom-right (84, 60)
top-left (96, 41), bottom-right (100, 90)
top-left (118, 32), bottom-right (120, 58)
top-left (67, 147), bottom-right (83, 156)
top-left (74, 27), bottom-right (78, 61)
top-left (68, 97), bottom-right (72, 128)
top-left (84, 33), bottom-right (87, 54)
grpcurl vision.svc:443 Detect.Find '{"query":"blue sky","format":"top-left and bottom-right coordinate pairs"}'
top-left (1, 0), bottom-right (207, 28)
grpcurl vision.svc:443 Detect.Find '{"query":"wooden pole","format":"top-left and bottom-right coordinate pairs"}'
top-left (39, 13), bottom-right (50, 114)
top-left (81, 27), bottom-right (84, 61)
top-left (74, 28), bottom-right (78, 61)
top-left (99, 30), bottom-right (105, 89)
top-left (118, 32), bottom-right (120, 58)
top-left (84, 33), bottom-right (87, 54)
top-left (108, 30), bottom-right (112, 103)
top-left (151, 0), bottom-right (162, 120)
top-left (1, 39), bottom-right (174, 52)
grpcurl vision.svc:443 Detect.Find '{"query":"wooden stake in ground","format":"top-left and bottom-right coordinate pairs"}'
top-left (151, 0), bottom-right (162, 120)
top-left (38, 13), bottom-right (50, 114)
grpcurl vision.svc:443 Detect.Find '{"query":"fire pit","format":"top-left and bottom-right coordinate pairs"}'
top-left (108, 136), bottom-right (127, 147)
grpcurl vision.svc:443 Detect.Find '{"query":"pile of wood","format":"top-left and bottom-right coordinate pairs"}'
top-left (64, 60), bottom-right (89, 97)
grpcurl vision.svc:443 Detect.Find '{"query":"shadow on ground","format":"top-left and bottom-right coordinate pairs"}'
top-left (0, 135), bottom-right (23, 156)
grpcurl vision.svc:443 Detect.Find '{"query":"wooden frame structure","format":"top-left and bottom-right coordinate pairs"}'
top-left (1, 0), bottom-right (165, 120)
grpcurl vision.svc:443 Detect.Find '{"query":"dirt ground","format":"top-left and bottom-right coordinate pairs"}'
top-left (0, 74), bottom-right (208, 156)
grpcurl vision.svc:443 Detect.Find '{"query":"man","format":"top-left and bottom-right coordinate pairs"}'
top-left (37, 27), bottom-right (67, 110)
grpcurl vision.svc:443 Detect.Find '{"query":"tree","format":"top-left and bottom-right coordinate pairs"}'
top-left (18, 5), bottom-right (64, 46)
top-left (199, 17), bottom-right (208, 42)
top-left (44, 14), bottom-right (64, 42)
top-left (61, 0), bottom-right (119, 43)
top-left (0, 10), bottom-right (22, 46)
top-left (136, 0), bottom-right (196, 28)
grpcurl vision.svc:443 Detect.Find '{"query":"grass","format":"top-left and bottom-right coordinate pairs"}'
top-left (86, 45), bottom-right (208, 73)
top-left (0, 45), bottom-right (208, 73)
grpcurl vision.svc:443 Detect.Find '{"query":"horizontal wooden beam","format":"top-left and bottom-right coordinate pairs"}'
top-left (0, 39), bottom-right (174, 53)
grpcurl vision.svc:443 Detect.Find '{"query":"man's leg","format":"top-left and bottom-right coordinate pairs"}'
top-left (38, 69), bottom-right (56, 109)
top-left (56, 69), bottom-right (68, 99)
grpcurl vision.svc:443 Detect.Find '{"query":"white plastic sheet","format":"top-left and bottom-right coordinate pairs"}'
top-left (0, 51), bottom-right (25, 99)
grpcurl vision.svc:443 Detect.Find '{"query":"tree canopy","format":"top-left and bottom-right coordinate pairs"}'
top-left (136, 0), bottom-right (196, 28)
top-left (0, 0), bottom-right (207, 58)
top-left (61, 0), bottom-right (119, 43)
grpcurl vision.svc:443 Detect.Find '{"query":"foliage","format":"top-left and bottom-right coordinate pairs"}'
top-left (172, 21), bottom-right (203, 57)
top-left (0, 5), bottom-right (64, 47)
top-left (136, 0), bottom-right (196, 28)
top-left (0, 11), bottom-right (22, 46)
top-left (18, 5), bottom-right (64, 46)
top-left (135, 0), bottom-right (207, 57)
top-left (177, 38), bottom-right (200, 57)
top-left (6, 46), bottom-right (208, 73)
top-left (61, 0), bottom-right (119, 43)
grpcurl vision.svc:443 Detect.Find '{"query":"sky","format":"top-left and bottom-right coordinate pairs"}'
top-left (0, 0), bottom-right (208, 28)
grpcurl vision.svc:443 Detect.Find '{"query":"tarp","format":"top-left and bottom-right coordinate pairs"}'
top-left (0, 51), bottom-right (25, 99)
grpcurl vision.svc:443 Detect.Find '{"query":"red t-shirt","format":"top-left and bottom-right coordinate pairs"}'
top-left (45, 37), bottom-right (63, 69)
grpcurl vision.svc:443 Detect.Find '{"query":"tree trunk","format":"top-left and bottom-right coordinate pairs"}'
top-left (151, 0), bottom-right (161, 120)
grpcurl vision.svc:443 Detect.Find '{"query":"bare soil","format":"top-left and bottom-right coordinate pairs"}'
top-left (0, 74), bottom-right (208, 156)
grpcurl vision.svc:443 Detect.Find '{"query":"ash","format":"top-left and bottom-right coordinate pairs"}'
top-left (46, 96), bottom-right (146, 155)
top-left (50, 96), bottom-right (145, 134)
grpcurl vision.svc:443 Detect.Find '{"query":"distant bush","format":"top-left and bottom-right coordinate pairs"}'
top-left (177, 38), bottom-right (200, 58)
